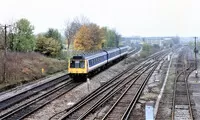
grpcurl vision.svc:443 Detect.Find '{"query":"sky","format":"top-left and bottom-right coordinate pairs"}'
top-left (0, 0), bottom-right (200, 37)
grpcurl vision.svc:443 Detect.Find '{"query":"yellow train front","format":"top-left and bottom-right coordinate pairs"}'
top-left (68, 47), bottom-right (129, 81)
top-left (68, 56), bottom-right (88, 80)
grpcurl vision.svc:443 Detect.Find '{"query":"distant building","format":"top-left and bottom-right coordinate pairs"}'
top-left (130, 36), bottom-right (142, 44)
top-left (122, 36), bottom-right (174, 48)
top-left (142, 37), bottom-right (173, 47)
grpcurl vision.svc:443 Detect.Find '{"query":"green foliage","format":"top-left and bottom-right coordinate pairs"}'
top-left (142, 43), bottom-right (152, 53)
top-left (44, 28), bottom-right (62, 42)
top-left (140, 43), bottom-right (153, 58)
top-left (102, 27), bottom-right (121, 48)
top-left (188, 41), bottom-right (194, 48)
top-left (12, 18), bottom-right (35, 52)
top-left (44, 28), bottom-right (63, 49)
top-left (35, 35), bottom-right (62, 57)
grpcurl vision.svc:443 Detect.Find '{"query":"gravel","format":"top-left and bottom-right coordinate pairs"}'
top-left (188, 58), bottom-right (200, 120)
top-left (24, 58), bottom-right (133, 120)
top-left (131, 54), bottom-right (171, 120)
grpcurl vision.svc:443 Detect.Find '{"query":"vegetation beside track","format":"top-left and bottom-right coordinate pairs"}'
top-left (0, 51), bottom-right (67, 92)
top-left (140, 43), bottom-right (161, 58)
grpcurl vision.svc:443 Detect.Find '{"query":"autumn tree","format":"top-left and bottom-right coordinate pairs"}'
top-left (74, 25), bottom-right (94, 51)
top-left (12, 18), bottom-right (35, 52)
top-left (88, 23), bottom-right (103, 50)
top-left (73, 23), bottom-right (103, 51)
top-left (35, 35), bottom-right (61, 56)
top-left (64, 16), bottom-right (89, 49)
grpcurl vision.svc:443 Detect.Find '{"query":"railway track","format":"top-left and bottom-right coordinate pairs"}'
top-left (0, 77), bottom-right (82, 120)
top-left (50, 50), bottom-right (169, 120)
top-left (57, 63), bottom-right (155, 120)
top-left (102, 64), bottom-right (157, 120)
top-left (0, 47), bottom-right (169, 120)
top-left (171, 48), bottom-right (195, 120)
top-left (49, 62), bottom-right (151, 119)
top-left (0, 74), bottom-right (69, 111)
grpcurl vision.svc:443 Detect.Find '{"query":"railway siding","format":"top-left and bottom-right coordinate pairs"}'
top-left (188, 63), bottom-right (200, 119)
top-left (156, 49), bottom-right (180, 120)
top-left (128, 53), bottom-right (171, 120)
top-left (156, 47), bottom-right (195, 120)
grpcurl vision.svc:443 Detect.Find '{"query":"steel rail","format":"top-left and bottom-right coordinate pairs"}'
top-left (185, 69), bottom-right (194, 120)
top-left (106, 52), bottom-right (168, 120)
top-left (0, 80), bottom-right (82, 120)
top-left (58, 63), bottom-right (151, 120)
top-left (51, 50), bottom-right (169, 120)
top-left (101, 63), bottom-right (155, 120)
top-left (172, 53), bottom-right (194, 120)
top-left (121, 63), bottom-right (158, 120)
top-left (76, 63), bottom-right (156, 120)
top-left (0, 74), bottom-right (69, 111)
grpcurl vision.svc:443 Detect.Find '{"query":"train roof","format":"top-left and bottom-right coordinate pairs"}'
top-left (106, 48), bottom-right (120, 53)
top-left (72, 46), bottom-right (128, 60)
top-left (119, 46), bottom-right (129, 49)
top-left (72, 50), bottom-right (106, 60)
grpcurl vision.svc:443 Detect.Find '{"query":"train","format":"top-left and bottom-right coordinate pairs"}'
top-left (68, 46), bottom-right (129, 80)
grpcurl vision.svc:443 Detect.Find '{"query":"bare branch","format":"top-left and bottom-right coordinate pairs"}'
top-left (64, 16), bottom-right (90, 49)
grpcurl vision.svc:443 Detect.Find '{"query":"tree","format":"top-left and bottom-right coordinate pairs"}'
top-left (88, 23), bottom-right (103, 50)
top-left (74, 25), bottom-right (94, 51)
top-left (73, 23), bottom-right (103, 51)
top-left (115, 32), bottom-right (121, 47)
top-left (44, 28), bottom-right (62, 42)
top-left (64, 16), bottom-right (89, 49)
top-left (142, 43), bottom-right (152, 53)
top-left (35, 35), bottom-right (61, 56)
top-left (101, 28), bottom-right (121, 48)
top-left (12, 18), bottom-right (35, 52)
top-left (0, 27), bottom-right (4, 50)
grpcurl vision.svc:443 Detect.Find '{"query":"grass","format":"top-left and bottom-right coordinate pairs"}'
top-left (0, 51), bottom-right (67, 92)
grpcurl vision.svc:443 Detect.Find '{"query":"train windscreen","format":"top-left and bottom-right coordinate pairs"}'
top-left (70, 60), bottom-right (85, 68)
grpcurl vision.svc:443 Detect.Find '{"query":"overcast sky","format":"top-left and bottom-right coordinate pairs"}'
top-left (0, 0), bottom-right (200, 37)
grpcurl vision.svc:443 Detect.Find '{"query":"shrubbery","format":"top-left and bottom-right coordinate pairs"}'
top-left (35, 35), bottom-right (62, 57)
top-left (0, 52), bottom-right (67, 91)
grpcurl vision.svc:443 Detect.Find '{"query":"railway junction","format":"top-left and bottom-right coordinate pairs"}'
top-left (0, 45), bottom-right (200, 120)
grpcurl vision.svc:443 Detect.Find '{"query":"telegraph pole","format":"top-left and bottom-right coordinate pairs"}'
top-left (194, 37), bottom-right (198, 77)
top-left (0, 24), bottom-right (11, 82)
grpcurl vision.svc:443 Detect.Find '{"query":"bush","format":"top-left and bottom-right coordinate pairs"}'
top-left (0, 51), bottom-right (67, 91)
top-left (35, 35), bottom-right (62, 57)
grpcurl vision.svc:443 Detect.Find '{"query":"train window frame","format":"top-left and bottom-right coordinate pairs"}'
top-left (70, 60), bottom-right (85, 68)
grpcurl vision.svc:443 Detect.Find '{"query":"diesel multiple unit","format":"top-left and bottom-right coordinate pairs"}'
top-left (68, 46), bottom-right (128, 80)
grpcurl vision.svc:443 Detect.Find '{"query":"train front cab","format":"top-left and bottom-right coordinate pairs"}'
top-left (68, 57), bottom-right (88, 81)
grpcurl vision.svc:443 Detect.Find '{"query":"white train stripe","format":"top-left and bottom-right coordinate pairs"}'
top-left (88, 60), bottom-right (107, 72)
